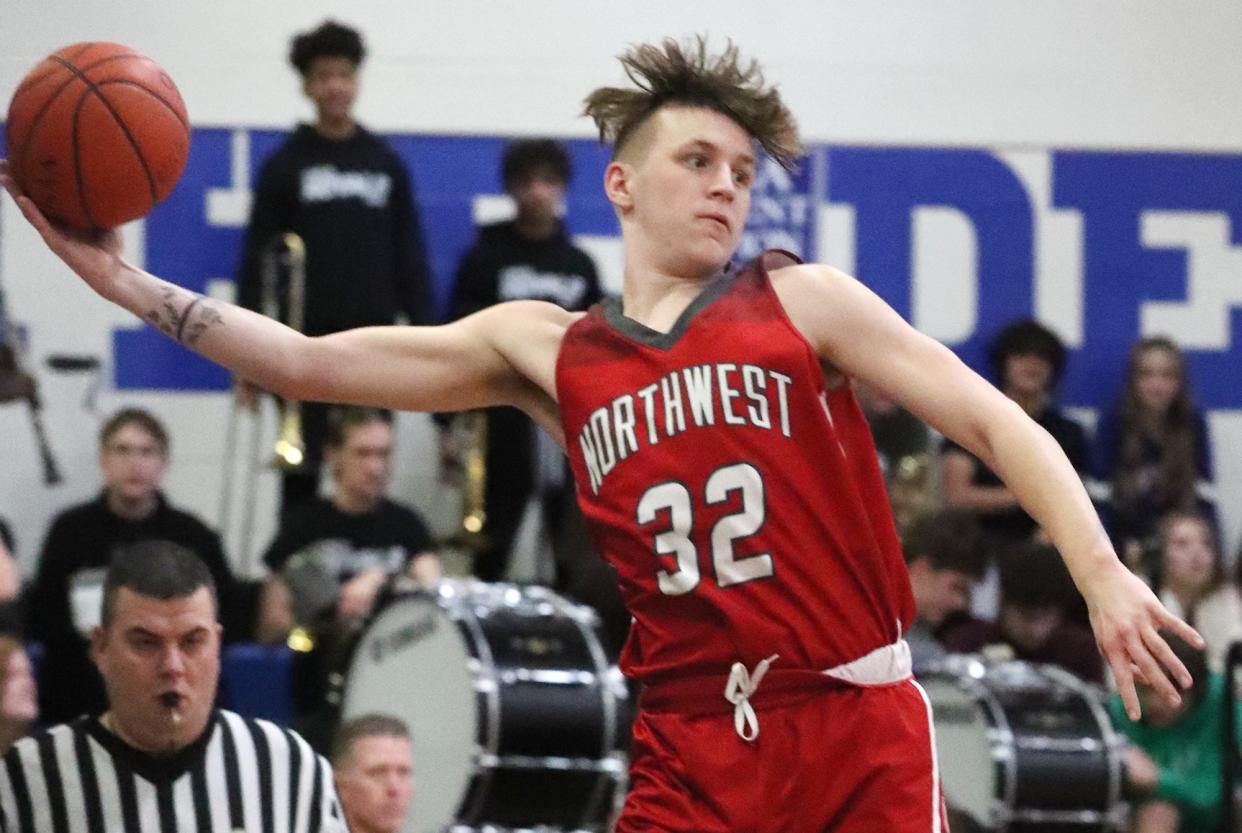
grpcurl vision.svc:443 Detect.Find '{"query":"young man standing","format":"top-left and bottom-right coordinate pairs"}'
top-left (2, 36), bottom-right (1200, 832)
top-left (446, 139), bottom-right (602, 583)
top-left (235, 19), bottom-right (432, 516)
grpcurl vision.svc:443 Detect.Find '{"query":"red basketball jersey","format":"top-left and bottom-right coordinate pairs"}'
top-left (556, 252), bottom-right (916, 682)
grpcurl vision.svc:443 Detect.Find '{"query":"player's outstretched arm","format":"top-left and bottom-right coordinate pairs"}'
top-left (0, 161), bottom-right (554, 418)
top-left (772, 263), bottom-right (1202, 720)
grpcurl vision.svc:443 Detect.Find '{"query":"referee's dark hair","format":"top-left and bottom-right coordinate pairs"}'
top-left (502, 139), bottom-right (573, 190)
top-left (101, 541), bottom-right (219, 629)
top-left (289, 19), bottom-right (366, 76)
top-left (331, 713), bottom-right (411, 766)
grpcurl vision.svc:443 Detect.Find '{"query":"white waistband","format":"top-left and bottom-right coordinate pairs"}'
top-left (822, 638), bottom-right (912, 686)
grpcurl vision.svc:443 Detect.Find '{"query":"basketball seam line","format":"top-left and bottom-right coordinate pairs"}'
top-left (50, 55), bottom-right (160, 215)
top-left (12, 53), bottom-right (138, 108)
top-left (69, 86), bottom-right (95, 229)
top-left (93, 79), bottom-right (190, 133)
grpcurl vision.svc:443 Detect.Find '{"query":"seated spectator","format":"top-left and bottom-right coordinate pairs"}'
top-left (942, 320), bottom-right (1088, 545)
top-left (442, 138), bottom-right (602, 585)
top-left (1094, 336), bottom-right (1216, 571)
top-left (901, 509), bottom-right (989, 671)
top-left (259, 406), bottom-right (440, 748)
top-left (940, 541), bottom-right (1103, 684)
top-left (1108, 634), bottom-right (1242, 833)
top-left (0, 635), bottom-right (36, 756)
top-left (1152, 510), bottom-right (1242, 674)
top-left (25, 407), bottom-right (243, 723)
top-left (332, 714), bottom-right (415, 833)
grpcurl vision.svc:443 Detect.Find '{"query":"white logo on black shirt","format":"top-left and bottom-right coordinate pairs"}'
top-left (300, 165), bottom-right (392, 208)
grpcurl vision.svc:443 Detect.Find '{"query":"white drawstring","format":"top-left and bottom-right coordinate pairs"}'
top-left (724, 654), bottom-right (779, 741)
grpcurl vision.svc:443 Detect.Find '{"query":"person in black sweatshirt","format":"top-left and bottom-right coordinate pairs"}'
top-left (443, 139), bottom-right (603, 584)
top-left (234, 20), bottom-right (431, 518)
top-left (25, 408), bottom-right (243, 723)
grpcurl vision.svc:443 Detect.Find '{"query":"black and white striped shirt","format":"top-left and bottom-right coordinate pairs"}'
top-left (0, 709), bottom-right (347, 833)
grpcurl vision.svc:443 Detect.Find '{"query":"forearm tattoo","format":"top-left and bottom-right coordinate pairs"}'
top-left (145, 284), bottom-right (224, 347)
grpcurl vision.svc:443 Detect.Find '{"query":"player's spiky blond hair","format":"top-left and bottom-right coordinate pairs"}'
top-left (583, 35), bottom-right (803, 171)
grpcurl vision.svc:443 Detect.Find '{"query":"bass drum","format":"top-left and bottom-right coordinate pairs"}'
top-left (337, 580), bottom-right (630, 833)
top-left (921, 658), bottom-right (1127, 833)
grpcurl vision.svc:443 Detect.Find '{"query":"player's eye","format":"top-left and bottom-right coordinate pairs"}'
top-left (733, 168), bottom-right (753, 187)
top-left (684, 153), bottom-right (708, 169)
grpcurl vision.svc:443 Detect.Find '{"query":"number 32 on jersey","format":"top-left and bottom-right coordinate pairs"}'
top-left (636, 462), bottom-right (774, 595)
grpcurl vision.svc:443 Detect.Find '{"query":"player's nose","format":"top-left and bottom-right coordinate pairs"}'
top-left (707, 163), bottom-right (737, 201)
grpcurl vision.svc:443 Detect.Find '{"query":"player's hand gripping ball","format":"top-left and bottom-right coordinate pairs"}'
top-left (5, 42), bottom-right (190, 229)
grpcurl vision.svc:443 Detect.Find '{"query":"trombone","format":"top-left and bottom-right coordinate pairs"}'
top-left (219, 232), bottom-right (308, 571)
top-left (265, 233), bottom-right (307, 472)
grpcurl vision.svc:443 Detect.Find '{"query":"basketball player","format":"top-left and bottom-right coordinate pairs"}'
top-left (1, 36), bottom-right (1202, 832)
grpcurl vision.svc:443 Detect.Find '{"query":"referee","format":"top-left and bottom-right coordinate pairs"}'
top-left (0, 542), bottom-right (347, 833)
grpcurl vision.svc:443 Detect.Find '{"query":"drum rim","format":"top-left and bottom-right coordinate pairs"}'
top-left (921, 658), bottom-right (1125, 829)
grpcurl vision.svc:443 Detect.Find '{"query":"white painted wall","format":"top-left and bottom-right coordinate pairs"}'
top-left (1, 1), bottom-right (1240, 572)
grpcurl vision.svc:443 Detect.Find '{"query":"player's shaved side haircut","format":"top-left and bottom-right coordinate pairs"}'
top-left (583, 35), bottom-right (803, 172)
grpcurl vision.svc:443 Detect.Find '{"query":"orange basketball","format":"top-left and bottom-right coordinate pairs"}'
top-left (5, 42), bottom-right (190, 230)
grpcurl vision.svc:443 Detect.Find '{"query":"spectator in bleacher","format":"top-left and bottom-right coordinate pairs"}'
top-left (1094, 336), bottom-right (1215, 573)
top-left (942, 320), bottom-right (1088, 545)
top-left (1152, 510), bottom-right (1242, 674)
top-left (940, 541), bottom-right (1103, 683)
top-left (259, 406), bottom-right (439, 748)
top-left (25, 407), bottom-right (244, 723)
top-left (0, 634), bottom-right (35, 756)
top-left (332, 714), bottom-right (415, 833)
top-left (902, 509), bottom-right (990, 671)
top-left (1109, 633), bottom-right (1241, 833)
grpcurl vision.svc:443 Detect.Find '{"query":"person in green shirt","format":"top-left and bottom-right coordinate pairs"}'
top-left (1109, 634), bottom-right (1241, 833)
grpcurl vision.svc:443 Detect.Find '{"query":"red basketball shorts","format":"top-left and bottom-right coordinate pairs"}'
top-left (616, 677), bottom-right (949, 833)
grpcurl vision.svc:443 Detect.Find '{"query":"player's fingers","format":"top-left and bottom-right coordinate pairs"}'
top-left (1126, 627), bottom-right (1180, 708)
top-left (1155, 606), bottom-right (1205, 651)
top-left (1107, 647), bottom-right (1141, 721)
top-left (1143, 625), bottom-right (1192, 690)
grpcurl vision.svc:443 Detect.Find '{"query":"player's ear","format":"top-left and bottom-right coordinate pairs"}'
top-left (603, 161), bottom-right (634, 212)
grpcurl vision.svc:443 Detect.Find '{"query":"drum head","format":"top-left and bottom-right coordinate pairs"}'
top-left (341, 593), bottom-right (477, 833)
top-left (922, 676), bottom-right (996, 826)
